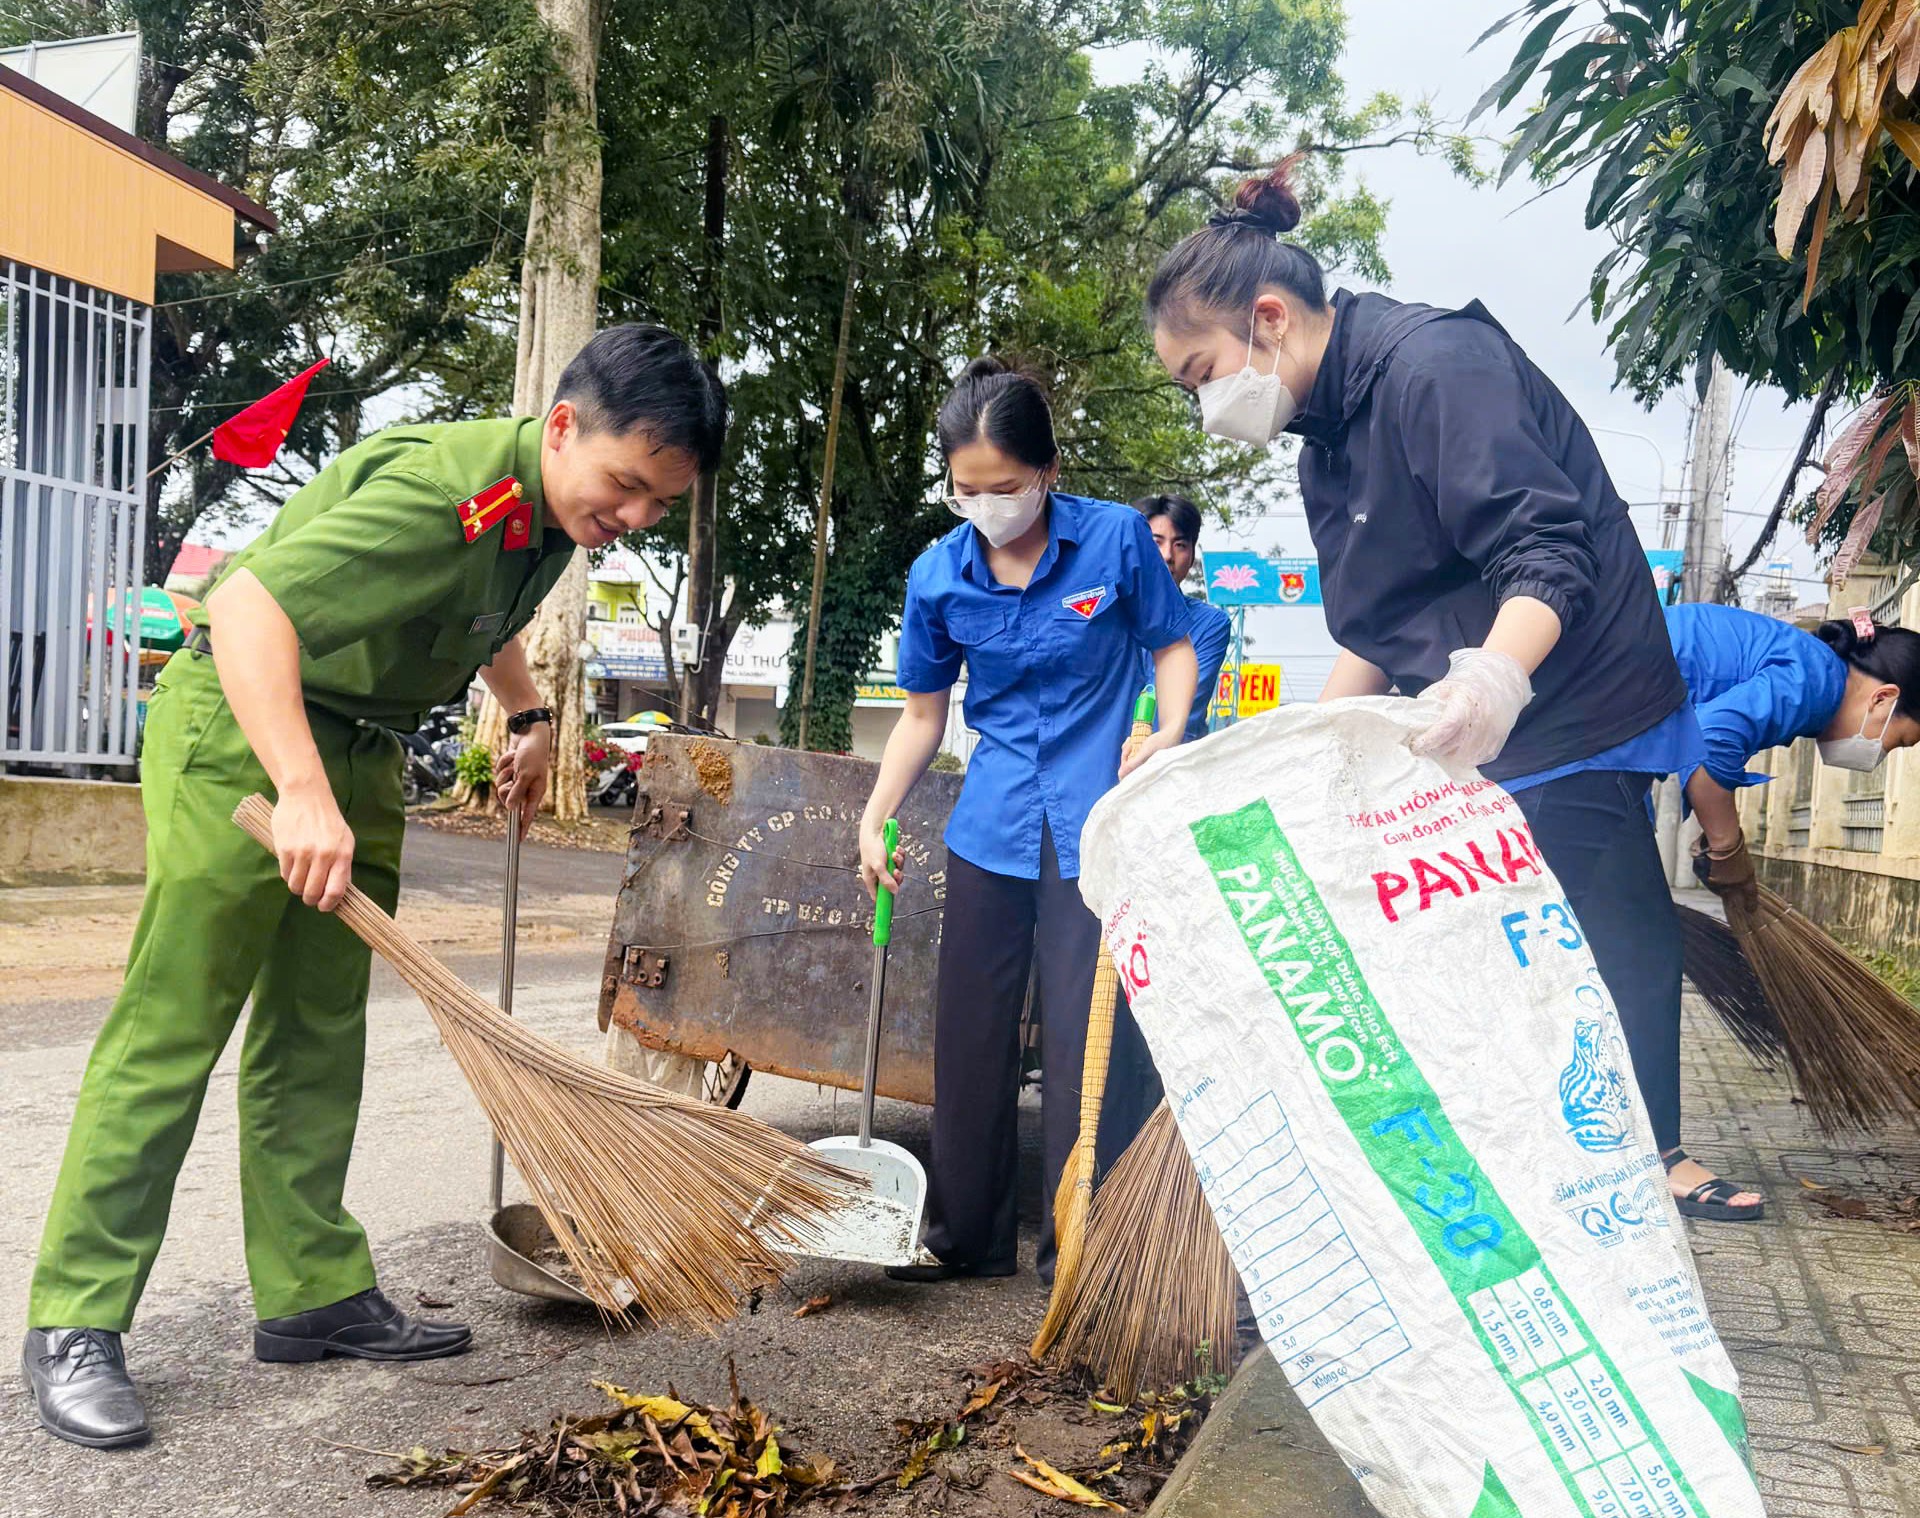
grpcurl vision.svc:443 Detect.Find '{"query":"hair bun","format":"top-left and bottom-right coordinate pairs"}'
top-left (1230, 152), bottom-right (1304, 235)
top-left (1815, 617), bottom-right (1865, 657)
top-left (960, 355), bottom-right (1008, 382)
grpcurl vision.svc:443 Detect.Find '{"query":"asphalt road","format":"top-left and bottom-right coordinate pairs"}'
top-left (0, 823), bottom-right (1059, 1518)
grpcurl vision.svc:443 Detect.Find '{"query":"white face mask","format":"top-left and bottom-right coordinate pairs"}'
top-left (1818, 699), bottom-right (1894, 771)
top-left (1195, 316), bottom-right (1298, 447)
top-left (948, 476), bottom-right (1047, 548)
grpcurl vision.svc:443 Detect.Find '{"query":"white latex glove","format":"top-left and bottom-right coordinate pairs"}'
top-left (1409, 648), bottom-right (1533, 767)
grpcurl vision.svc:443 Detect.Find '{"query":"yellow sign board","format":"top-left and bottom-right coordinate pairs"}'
top-left (1214, 662), bottom-right (1283, 718)
top-left (855, 683), bottom-right (909, 704)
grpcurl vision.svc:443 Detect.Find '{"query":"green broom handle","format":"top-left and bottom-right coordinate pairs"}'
top-left (873, 818), bottom-right (898, 946)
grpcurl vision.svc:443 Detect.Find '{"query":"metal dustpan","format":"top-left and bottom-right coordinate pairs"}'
top-left (783, 820), bottom-right (931, 1267)
top-left (484, 805), bottom-right (633, 1310)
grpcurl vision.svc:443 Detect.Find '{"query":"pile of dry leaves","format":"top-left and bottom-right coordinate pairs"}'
top-left (368, 1355), bottom-right (1221, 1516)
top-left (370, 1367), bottom-right (837, 1516)
top-left (889, 1356), bottom-right (1223, 1512)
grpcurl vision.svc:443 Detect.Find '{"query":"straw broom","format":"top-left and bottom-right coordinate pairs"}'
top-left (1034, 696), bottom-right (1160, 1355)
top-left (233, 794), bottom-right (858, 1329)
top-left (1725, 882), bottom-right (1920, 1134)
top-left (1674, 902), bottom-right (1783, 1067)
top-left (1043, 1102), bottom-right (1239, 1402)
top-left (1031, 945), bottom-right (1119, 1357)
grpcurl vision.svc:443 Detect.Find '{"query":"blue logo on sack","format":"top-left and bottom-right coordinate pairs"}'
top-left (1559, 1018), bottom-right (1631, 1153)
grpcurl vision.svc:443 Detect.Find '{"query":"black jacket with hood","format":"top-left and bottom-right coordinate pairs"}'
top-left (1290, 289), bottom-right (1687, 782)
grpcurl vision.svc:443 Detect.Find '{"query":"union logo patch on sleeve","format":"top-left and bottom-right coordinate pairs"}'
top-left (1061, 585), bottom-right (1108, 619)
top-left (457, 477), bottom-right (532, 547)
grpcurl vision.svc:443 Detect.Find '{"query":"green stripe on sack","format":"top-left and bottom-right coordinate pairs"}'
top-left (1472, 1465), bottom-right (1524, 1518)
top-left (1190, 799), bottom-right (1719, 1518)
top-left (1684, 1371), bottom-right (1753, 1472)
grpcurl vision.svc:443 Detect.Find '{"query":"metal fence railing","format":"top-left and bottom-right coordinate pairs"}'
top-left (2, 260), bottom-right (149, 767)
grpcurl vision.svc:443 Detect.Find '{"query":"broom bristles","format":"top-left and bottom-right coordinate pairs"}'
top-left (1728, 884), bottom-right (1920, 1136)
top-left (1032, 947), bottom-right (1120, 1357)
top-left (1674, 902), bottom-right (1782, 1067)
top-left (1043, 1102), bottom-right (1239, 1403)
top-left (234, 795), bottom-right (860, 1329)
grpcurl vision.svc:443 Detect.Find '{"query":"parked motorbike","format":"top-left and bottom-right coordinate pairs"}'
top-left (401, 729), bottom-right (454, 805)
top-left (590, 760), bottom-right (638, 810)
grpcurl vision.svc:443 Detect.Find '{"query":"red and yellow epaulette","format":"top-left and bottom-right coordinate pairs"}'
top-left (457, 477), bottom-right (533, 549)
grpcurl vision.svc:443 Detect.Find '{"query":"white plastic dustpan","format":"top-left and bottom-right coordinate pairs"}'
top-left (776, 820), bottom-right (933, 1268)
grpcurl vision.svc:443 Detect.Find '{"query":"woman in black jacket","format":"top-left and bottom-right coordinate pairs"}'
top-left (1144, 156), bottom-right (1761, 1221)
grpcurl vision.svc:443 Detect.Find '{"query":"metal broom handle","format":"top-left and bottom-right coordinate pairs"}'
top-left (490, 802), bottom-right (521, 1213)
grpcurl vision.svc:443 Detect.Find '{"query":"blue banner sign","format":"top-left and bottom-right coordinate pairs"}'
top-left (1203, 551), bottom-right (1323, 607)
top-left (1646, 548), bottom-right (1684, 604)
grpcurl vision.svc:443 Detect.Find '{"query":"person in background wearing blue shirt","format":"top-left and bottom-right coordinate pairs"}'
top-left (856, 358), bottom-right (1199, 1285)
top-left (1673, 605), bottom-right (1920, 1214)
top-left (1132, 495), bottom-right (1233, 742)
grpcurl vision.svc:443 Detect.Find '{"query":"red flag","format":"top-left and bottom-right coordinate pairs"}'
top-left (212, 358), bottom-right (331, 468)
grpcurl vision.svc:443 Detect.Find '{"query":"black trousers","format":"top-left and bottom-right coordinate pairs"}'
top-left (1514, 770), bottom-right (1685, 1152)
top-left (923, 828), bottom-right (1160, 1281)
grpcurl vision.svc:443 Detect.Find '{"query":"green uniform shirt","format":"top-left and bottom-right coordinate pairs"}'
top-left (193, 416), bottom-right (576, 730)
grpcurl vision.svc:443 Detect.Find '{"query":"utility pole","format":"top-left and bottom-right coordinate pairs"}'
top-left (1683, 354), bottom-right (1735, 605)
top-left (1662, 353), bottom-right (1738, 888)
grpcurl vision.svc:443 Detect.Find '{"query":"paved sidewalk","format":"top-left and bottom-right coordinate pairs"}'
top-left (1158, 927), bottom-right (1920, 1516)
top-left (1683, 994), bottom-right (1920, 1516)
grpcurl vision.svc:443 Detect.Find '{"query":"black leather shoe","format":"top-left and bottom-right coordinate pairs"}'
top-left (21, 1328), bottom-right (150, 1448)
top-left (884, 1260), bottom-right (1018, 1283)
top-left (254, 1287), bottom-right (472, 1364)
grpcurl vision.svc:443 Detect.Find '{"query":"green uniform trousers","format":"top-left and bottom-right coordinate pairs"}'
top-left (28, 652), bottom-right (406, 1330)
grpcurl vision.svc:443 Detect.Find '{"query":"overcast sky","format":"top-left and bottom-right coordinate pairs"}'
top-left (1103, 1), bottom-right (1827, 699)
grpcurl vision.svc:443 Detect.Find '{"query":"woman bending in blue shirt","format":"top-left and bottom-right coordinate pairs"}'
top-left (1679, 606), bottom-right (1920, 875)
top-left (856, 358), bottom-right (1199, 1284)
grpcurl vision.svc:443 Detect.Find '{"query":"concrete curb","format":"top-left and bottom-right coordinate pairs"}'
top-left (1149, 1346), bottom-right (1379, 1518)
top-left (0, 773), bottom-right (146, 885)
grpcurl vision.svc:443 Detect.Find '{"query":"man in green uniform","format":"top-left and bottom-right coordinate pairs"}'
top-left (22, 324), bottom-right (727, 1449)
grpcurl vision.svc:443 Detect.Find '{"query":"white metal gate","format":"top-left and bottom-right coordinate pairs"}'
top-left (2, 260), bottom-right (150, 767)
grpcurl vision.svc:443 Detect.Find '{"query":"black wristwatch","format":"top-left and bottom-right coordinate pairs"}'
top-left (506, 706), bottom-right (554, 735)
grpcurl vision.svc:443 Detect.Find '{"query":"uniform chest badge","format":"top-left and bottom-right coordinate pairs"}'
top-left (1061, 585), bottom-right (1108, 619)
top-left (457, 476), bottom-right (533, 548)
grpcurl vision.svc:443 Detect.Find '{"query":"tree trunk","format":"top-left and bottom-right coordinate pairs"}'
top-left (463, 0), bottom-right (603, 820)
top-left (796, 232), bottom-right (862, 751)
top-left (678, 113), bottom-right (728, 728)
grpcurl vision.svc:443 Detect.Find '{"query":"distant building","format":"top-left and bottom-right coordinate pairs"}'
top-left (162, 542), bottom-right (232, 598)
top-left (582, 551), bottom-right (969, 762)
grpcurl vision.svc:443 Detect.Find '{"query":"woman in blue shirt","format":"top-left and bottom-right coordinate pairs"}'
top-left (1678, 606), bottom-right (1920, 869)
top-left (857, 358), bottom-right (1199, 1284)
top-left (1668, 606), bottom-right (1920, 1216)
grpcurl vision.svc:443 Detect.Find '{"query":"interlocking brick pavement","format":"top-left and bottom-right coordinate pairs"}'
top-left (1678, 964), bottom-right (1920, 1516)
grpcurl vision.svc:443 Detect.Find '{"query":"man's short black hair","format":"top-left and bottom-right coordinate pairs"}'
top-left (553, 324), bottom-right (729, 472)
top-left (1133, 493), bottom-right (1202, 543)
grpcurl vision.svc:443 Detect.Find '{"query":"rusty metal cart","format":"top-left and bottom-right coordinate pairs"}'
top-left (597, 733), bottom-right (992, 1107)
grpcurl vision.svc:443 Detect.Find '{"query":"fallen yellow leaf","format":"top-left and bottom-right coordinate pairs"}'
top-left (1014, 1445), bottom-right (1126, 1511)
top-left (591, 1384), bottom-right (717, 1444)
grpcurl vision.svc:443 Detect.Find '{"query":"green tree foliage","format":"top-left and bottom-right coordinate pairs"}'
top-left (1, 0), bottom-right (547, 580)
top-left (1482, 1), bottom-right (1920, 573)
top-left (594, 0), bottom-right (1425, 751)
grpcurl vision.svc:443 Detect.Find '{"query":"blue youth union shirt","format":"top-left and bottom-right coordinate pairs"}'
top-left (1138, 597), bottom-right (1232, 742)
top-left (896, 492), bottom-right (1192, 879)
top-left (1503, 602), bottom-right (1847, 794)
top-left (1665, 602), bottom-right (1848, 789)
